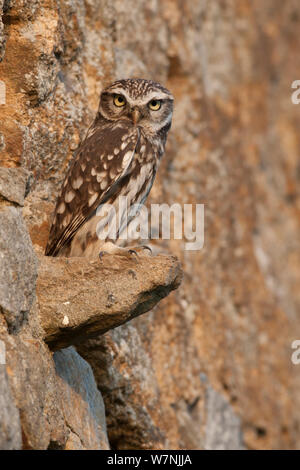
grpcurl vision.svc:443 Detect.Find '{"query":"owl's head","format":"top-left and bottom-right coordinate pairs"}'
top-left (97, 78), bottom-right (174, 137)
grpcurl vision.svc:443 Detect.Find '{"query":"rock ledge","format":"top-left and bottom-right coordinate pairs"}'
top-left (36, 253), bottom-right (183, 351)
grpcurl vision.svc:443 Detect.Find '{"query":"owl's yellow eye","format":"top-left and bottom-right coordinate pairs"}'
top-left (148, 99), bottom-right (161, 111)
top-left (113, 94), bottom-right (126, 107)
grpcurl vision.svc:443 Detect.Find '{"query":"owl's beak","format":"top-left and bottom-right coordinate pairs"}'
top-left (131, 108), bottom-right (141, 125)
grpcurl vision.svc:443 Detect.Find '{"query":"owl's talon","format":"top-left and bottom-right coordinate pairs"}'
top-left (99, 251), bottom-right (107, 261)
top-left (128, 249), bottom-right (139, 258)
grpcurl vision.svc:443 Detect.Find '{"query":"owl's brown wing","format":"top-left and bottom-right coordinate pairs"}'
top-left (45, 123), bottom-right (140, 256)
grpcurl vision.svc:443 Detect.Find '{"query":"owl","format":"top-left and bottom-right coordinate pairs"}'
top-left (45, 78), bottom-right (174, 258)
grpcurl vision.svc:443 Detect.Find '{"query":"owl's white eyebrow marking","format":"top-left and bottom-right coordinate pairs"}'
top-left (133, 91), bottom-right (173, 103)
top-left (106, 88), bottom-right (173, 106)
top-left (57, 202), bottom-right (65, 214)
top-left (65, 190), bottom-right (75, 203)
top-left (72, 176), bottom-right (83, 189)
top-left (88, 193), bottom-right (98, 207)
top-left (106, 87), bottom-right (127, 96)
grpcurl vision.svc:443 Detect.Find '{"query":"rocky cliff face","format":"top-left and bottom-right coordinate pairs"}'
top-left (1, 0), bottom-right (300, 450)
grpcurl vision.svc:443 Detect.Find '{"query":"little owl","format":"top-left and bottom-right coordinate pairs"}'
top-left (45, 78), bottom-right (173, 258)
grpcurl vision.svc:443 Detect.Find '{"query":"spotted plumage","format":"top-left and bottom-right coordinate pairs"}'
top-left (45, 78), bottom-right (173, 258)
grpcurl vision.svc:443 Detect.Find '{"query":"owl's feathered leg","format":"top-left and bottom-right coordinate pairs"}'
top-left (98, 241), bottom-right (152, 261)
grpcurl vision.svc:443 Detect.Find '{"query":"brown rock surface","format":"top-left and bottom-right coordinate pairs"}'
top-left (4, 328), bottom-right (110, 449)
top-left (0, 167), bottom-right (31, 206)
top-left (1, 0), bottom-right (300, 451)
top-left (0, 363), bottom-right (22, 450)
top-left (0, 205), bottom-right (37, 331)
top-left (37, 253), bottom-right (182, 351)
top-left (53, 347), bottom-right (109, 450)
